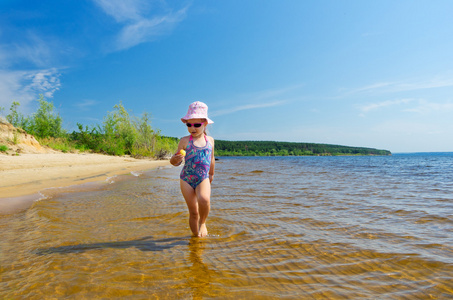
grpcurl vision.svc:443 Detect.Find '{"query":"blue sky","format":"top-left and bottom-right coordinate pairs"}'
top-left (1, 0), bottom-right (453, 153)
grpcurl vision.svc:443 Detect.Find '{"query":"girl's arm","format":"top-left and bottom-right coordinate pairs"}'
top-left (170, 137), bottom-right (188, 166)
top-left (209, 137), bottom-right (215, 182)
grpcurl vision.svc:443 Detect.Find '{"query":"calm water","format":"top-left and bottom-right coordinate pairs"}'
top-left (1, 153), bottom-right (452, 299)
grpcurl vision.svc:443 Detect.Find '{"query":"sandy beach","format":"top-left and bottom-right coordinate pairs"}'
top-left (0, 153), bottom-right (170, 213)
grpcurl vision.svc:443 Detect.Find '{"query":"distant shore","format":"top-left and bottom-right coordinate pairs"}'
top-left (0, 153), bottom-right (170, 214)
top-left (215, 140), bottom-right (392, 156)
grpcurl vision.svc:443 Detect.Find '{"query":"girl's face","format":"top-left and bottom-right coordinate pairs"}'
top-left (185, 118), bottom-right (206, 137)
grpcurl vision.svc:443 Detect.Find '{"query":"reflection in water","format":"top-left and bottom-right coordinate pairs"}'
top-left (186, 238), bottom-right (213, 299)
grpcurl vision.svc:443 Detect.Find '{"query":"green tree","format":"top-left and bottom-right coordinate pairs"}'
top-left (100, 102), bottom-right (135, 155)
top-left (29, 95), bottom-right (65, 138)
top-left (132, 112), bottom-right (156, 157)
top-left (6, 101), bottom-right (27, 128)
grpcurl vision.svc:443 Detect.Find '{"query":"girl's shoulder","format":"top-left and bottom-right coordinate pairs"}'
top-left (206, 135), bottom-right (215, 145)
top-left (179, 136), bottom-right (191, 148)
top-left (180, 135), bottom-right (191, 142)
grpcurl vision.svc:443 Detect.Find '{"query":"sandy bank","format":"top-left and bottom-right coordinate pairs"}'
top-left (0, 153), bottom-right (171, 213)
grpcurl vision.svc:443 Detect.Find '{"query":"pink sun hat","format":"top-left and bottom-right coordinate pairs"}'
top-left (181, 101), bottom-right (214, 124)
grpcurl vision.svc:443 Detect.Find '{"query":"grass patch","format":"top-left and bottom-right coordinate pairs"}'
top-left (38, 137), bottom-right (81, 153)
top-left (0, 144), bottom-right (9, 152)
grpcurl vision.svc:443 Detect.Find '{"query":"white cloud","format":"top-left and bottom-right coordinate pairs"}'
top-left (359, 98), bottom-right (453, 116)
top-left (116, 11), bottom-right (186, 50)
top-left (349, 82), bottom-right (393, 94)
top-left (403, 99), bottom-right (453, 114)
top-left (24, 69), bottom-right (61, 97)
top-left (210, 100), bottom-right (286, 117)
top-left (13, 33), bottom-right (55, 67)
top-left (396, 77), bottom-right (453, 92)
top-left (0, 31), bottom-right (59, 68)
top-left (209, 85), bottom-right (303, 117)
top-left (345, 75), bottom-right (453, 96)
top-left (93, 0), bottom-right (148, 22)
top-left (360, 98), bottom-right (414, 113)
top-left (0, 68), bottom-right (61, 112)
top-left (74, 99), bottom-right (99, 111)
top-left (93, 0), bottom-right (189, 51)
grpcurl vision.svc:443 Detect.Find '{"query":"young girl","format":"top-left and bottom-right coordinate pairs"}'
top-left (170, 101), bottom-right (215, 237)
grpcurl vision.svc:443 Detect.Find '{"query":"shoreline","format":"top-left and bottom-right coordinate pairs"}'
top-left (0, 153), bottom-right (171, 214)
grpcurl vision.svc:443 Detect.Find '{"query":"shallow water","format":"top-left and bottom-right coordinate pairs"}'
top-left (1, 154), bottom-right (452, 299)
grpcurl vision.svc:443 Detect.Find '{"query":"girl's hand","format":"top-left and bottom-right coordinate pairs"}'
top-left (170, 150), bottom-right (185, 166)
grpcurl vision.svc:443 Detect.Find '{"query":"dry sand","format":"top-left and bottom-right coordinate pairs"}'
top-left (0, 153), bottom-right (170, 213)
top-left (0, 120), bottom-right (173, 214)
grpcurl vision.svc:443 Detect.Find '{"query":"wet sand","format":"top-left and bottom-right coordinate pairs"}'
top-left (0, 153), bottom-right (170, 213)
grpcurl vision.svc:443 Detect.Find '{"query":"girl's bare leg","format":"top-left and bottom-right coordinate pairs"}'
top-left (195, 179), bottom-right (211, 237)
top-left (180, 180), bottom-right (200, 236)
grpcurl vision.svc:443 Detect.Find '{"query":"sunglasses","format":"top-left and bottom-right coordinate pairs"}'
top-left (185, 122), bottom-right (205, 128)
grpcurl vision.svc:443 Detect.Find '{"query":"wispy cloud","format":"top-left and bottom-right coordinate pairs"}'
top-left (359, 97), bottom-right (453, 117)
top-left (398, 77), bottom-right (453, 91)
top-left (210, 101), bottom-right (286, 117)
top-left (360, 98), bottom-right (414, 113)
top-left (24, 69), bottom-right (61, 97)
top-left (93, 0), bottom-right (189, 51)
top-left (13, 33), bottom-right (56, 67)
top-left (74, 99), bottom-right (99, 111)
top-left (209, 85), bottom-right (301, 117)
top-left (0, 32), bottom-right (58, 69)
top-left (345, 76), bottom-right (453, 96)
top-left (0, 27), bottom-right (61, 112)
top-left (93, 0), bottom-right (148, 22)
top-left (403, 99), bottom-right (453, 114)
top-left (348, 82), bottom-right (393, 94)
top-left (0, 68), bottom-right (61, 110)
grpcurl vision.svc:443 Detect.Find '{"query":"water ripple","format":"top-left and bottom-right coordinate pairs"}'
top-left (1, 155), bottom-right (453, 298)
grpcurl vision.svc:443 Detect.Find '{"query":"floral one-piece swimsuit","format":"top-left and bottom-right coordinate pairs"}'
top-left (180, 135), bottom-right (212, 189)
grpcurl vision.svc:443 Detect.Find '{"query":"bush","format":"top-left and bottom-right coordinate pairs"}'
top-left (153, 135), bottom-right (179, 159)
top-left (0, 144), bottom-right (8, 152)
top-left (70, 124), bottom-right (103, 152)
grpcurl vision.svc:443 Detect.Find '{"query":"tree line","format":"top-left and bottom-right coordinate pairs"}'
top-left (215, 140), bottom-right (391, 156)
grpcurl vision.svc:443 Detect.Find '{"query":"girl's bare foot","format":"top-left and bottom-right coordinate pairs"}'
top-left (198, 223), bottom-right (208, 237)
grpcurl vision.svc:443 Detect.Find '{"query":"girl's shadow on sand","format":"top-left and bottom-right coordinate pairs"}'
top-left (35, 236), bottom-right (189, 255)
